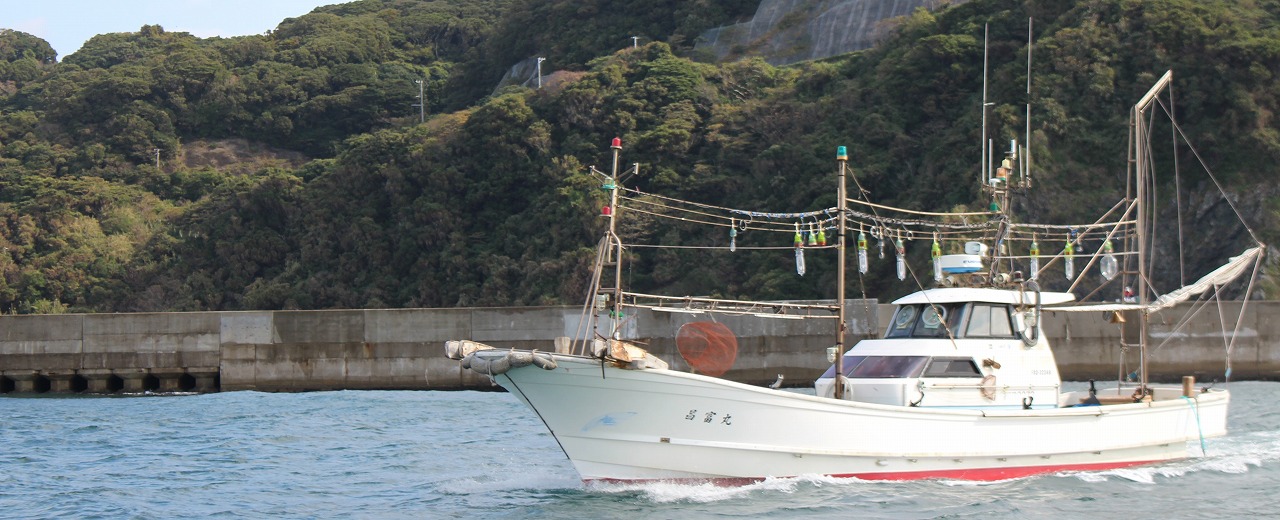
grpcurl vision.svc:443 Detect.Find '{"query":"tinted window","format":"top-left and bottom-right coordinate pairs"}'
top-left (886, 304), bottom-right (963, 339)
top-left (911, 305), bottom-right (949, 338)
top-left (924, 357), bottom-right (982, 377)
top-left (886, 306), bottom-right (918, 338)
top-left (848, 356), bottom-right (928, 378)
top-left (819, 355), bottom-right (868, 378)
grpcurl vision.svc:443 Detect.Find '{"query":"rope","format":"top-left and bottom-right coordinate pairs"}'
top-left (619, 186), bottom-right (835, 220)
top-left (847, 197), bottom-right (995, 217)
top-left (1180, 395), bottom-right (1207, 456)
top-left (571, 236), bottom-right (608, 355)
top-left (1160, 103), bottom-right (1263, 244)
top-left (627, 243), bottom-right (835, 250)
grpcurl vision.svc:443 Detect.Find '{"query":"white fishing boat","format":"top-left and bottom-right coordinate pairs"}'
top-left (446, 70), bottom-right (1264, 482)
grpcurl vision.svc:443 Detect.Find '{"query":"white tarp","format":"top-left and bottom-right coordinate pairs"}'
top-left (1050, 246), bottom-right (1264, 313)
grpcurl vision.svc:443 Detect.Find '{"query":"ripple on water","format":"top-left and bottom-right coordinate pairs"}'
top-left (3, 383), bottom-right (1280, 518)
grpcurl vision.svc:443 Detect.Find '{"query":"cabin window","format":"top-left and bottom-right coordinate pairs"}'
top-left (848, 356), bottom-right (928, 378)
top-left (818, 355), bottom-right (928, 379)
top-left (886, 304), bottom-right (964, 339)
top-left (819, 355), bottom-right (868, 378)
top-left (886, 306), bottom-right (919, 338)
top-left (923, 357), bottom-right (982, 377)
top-left (965, 304), bottom-right (1015, 338)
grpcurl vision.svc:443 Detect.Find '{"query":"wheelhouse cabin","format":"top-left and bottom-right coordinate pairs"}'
top-left (815, 288), bottom-right (1075, 409)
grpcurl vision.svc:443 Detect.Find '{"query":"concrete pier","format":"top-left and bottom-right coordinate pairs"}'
top-left (80, 369), bottom-right (119, 393)
top-left (0, 301), bottom-right (1276, 394)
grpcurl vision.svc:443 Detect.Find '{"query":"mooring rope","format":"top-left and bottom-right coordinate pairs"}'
top-left (1180, 395), bottom-right (1207, 457)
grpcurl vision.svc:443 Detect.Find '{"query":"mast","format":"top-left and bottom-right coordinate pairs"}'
top-left (608, 137), bottom-right (624, 339)
top-left (835, 146), bottom-right (849, 399)
top-left (1131, 70), bottom-right (1174, 396)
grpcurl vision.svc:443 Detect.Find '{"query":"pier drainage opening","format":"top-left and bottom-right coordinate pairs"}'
top-left (0, 376), bottom-right (12, 393)
top-left (142, 374), bottom-right (160, 392)
top-left (178, 373), bottom-right (196, 392)
top-left (33, 375), bottom-right (51, 393)
top-left (70, 375), bottom-right (88, 393)
top-left (107, 374), bottom-right (124, 393)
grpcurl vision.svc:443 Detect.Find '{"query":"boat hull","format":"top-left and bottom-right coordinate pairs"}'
top-left (491, 353), bottom-right (1228, 482)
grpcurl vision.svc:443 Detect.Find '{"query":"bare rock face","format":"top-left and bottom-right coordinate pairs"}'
top-left (695, 0), bottom-right (962, 65)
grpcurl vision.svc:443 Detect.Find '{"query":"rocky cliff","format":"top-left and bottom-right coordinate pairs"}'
top-left (695, 0), bottom-right (961, 65)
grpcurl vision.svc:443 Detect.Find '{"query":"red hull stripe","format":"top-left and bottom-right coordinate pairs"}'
top-left (587, 459), bottom-right (1162, 486)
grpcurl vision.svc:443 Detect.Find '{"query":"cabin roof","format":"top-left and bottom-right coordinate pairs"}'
top-left (892, 287), bottom-right (1076, 306)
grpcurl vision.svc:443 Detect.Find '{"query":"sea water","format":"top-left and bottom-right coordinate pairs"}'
top-left (3, 382), bottom-right (1279, 519)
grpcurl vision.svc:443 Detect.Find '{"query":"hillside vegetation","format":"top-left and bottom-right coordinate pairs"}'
top-left (0, 0), bottom-right (1276, 313)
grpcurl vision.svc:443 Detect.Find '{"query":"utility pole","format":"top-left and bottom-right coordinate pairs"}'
top-left (153, 148), bottom-right (160, 169)
top-left (536, 57), bottom-right (545, 89)
top-left (631, 36), bottom-right (640, 49)
top-left (412, 79), bottom-right (425, 123)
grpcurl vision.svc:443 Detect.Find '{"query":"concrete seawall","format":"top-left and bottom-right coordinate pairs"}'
top-left (1, 301), bottom-right (1275, 394)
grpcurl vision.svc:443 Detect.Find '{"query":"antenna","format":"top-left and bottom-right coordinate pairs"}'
top-left (980, 23), bottom-right (989, 187)
top-left (1025, 17), bottom-right (1033, 186)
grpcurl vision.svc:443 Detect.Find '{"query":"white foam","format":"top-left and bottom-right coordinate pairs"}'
top-left (586, 474), bottom-right (867, 503)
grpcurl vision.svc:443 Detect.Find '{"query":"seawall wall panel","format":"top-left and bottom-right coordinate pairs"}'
top-left (1, 301), bottom-right (1275, 393)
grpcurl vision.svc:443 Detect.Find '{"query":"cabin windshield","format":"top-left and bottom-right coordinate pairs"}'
top-left (885, 303), bottom-right (965, 339)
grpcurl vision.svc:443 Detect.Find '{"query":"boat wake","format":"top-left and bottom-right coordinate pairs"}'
top-left (587, 474), bottom-right (856, 503)
top-left (580, 430), bottom-right (1280, 501)
top-left (1072, 428), bottom-right (1280, 483)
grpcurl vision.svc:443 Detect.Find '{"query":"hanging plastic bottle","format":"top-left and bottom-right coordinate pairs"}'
top-left (1029, 235), bottom-right (1040, 281)
top-left (931, 236), bottom-right (943, 282)
top-left (1064, 234), bottom-right (1075, 281)
top-left (1099, 240), bottom-right (1118, 281)
top-left (857, 230), bottom-right (869, 274)
top-left (795, 245), bottom-right (806, 276)
top-left (875, 228), bottom-right (885, 259)
top-left (895, 236), bottom-right (907, 281)
top-left (729, 219), bottom-right (737, 253)
top-left (794, 222), bottom-right (806, 276)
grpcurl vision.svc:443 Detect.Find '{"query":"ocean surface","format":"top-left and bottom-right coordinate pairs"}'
top-left (3, 381), bottom-right (1280, 519)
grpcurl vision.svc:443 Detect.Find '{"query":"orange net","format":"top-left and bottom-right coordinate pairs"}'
top-left (675, 322), bottom-right (738, 377)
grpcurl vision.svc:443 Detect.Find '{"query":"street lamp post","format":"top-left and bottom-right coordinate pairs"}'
top-left (536, 57), bottom-right (545, 89)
